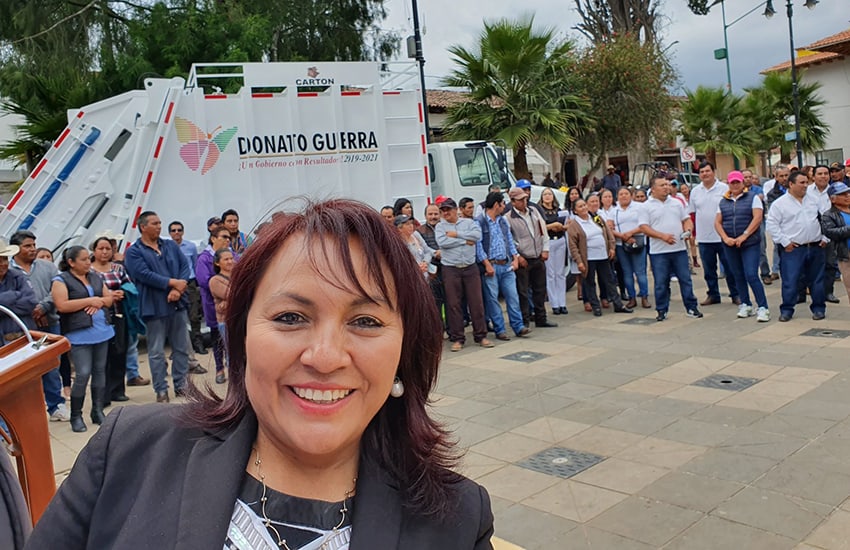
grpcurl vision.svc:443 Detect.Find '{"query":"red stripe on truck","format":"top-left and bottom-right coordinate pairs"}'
top-left (143, 171), bottom-right (153, 194)
top-left (132, 207), bottom-right (142, 228)
top-left (423, 166), bottom-right (430, 186)
top-left (297, 92), bottom-right (318, 97)
top-left (420, 135), bottom-right (426, 155)
top-left (164, 102), bottom-right (175, 124)
top-left (76, 111), bottom-right (84, 118)
top-left (30, 159), bottom-right (48, 180)
top-left (54, 129), bottom-right (71, 149)
top-left (6, 189), bottom-right (24, 211)
top-left (383, 91), bottom-right (400, 95)
top-left (341, 91), bottom-right (361, 96)
top-left (204, 95), bottom-right (227, 99)
top-left (153, 137), bottom-right (164, 159)
top-left (252, 93), bottom-right (273, 98)
top-left (418, 103), bottom-right (423, 124)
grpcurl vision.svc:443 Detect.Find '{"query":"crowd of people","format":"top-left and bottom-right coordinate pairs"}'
top-left (11, 158), bottom-right (850, 434)
top-left (1, 210), bottom-right (249, 432)
top-left (387, 159), bottom-right (850, 345)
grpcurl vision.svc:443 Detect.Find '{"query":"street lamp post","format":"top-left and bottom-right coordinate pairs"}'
top-left (410, 0), bottom-right (431, 142)
top-left (714, 0), bottom-right (770, 92)
top-left (764, 0), bottom-right (818, 168)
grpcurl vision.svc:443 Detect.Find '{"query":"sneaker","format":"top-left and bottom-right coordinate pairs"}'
top-left (671, 275), bottom-right (679, 282)
top-left (756, 307), bottom-right (770, 322)
top-left (737, 304), bottom-right (754, 318)
top-left (656, 310), bottom-right (668, 322)
top-left (686, 308), bottom-right (704, 319)
top-left (49, 402), bottom-right (70, 422)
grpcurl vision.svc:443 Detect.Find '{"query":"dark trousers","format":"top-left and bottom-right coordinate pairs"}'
top-left (651, 251), bottom-right (699, 313)
top-left (187, 279), bottom-right (203, 347)
top-left (582, 259), bottom-right (624, 311)
top-left (443, 265), bottom-right (487, 343)
top-left (825, 258), bottom-right (839, 297)
top-left (515, 257), bottom-right (549, 324)
top-left (699, 241), bottom-right (738, 301)
top-left (106, 334), bottom-right (128, 401)
top-left (428, 267), bottom-right (447, 328)
top-left (779, 245), bottom-right (826, 318)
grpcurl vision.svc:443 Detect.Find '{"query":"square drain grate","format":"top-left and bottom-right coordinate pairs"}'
top-left (518, 447), bottom-right (606, 479)
top-left (620, 317), bottom-right (657, 326)
top-left (800, 328), bottom-right (850, 339)
top-left (692, 374), bottom-right (760, 392)
top-left (501, 351), bottom-right (549, 363)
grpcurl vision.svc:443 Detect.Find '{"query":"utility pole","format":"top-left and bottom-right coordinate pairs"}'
top-left (410, 0), bottom-right (430, 142)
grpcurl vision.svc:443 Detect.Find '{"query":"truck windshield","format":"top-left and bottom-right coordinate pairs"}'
top-left (453, 147), bottom-right (507, 187)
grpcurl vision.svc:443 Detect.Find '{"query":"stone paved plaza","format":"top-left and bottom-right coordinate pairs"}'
top-left (47, 272), bottom-right (850, 549)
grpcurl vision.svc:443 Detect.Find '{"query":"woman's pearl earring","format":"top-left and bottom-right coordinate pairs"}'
top-left (391, 377), bottom-right (405, 398)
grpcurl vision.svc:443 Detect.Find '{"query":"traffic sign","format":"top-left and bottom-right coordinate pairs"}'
top-left (680, 146), bottom-right (696, 162)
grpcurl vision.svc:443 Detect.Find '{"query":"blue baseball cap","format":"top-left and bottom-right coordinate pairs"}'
top-left (516, 179), bottom-right (532, 189)
top-left (828, 182), bottom-right (850, 197)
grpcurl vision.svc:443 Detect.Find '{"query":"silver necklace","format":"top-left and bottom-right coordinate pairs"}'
top-left (252, 448), bottom-right (357, 550)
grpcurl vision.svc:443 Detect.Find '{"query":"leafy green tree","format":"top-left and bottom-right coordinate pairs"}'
top-left (743, 71), bottom-right (828, 163)
top-left (573, 34), bottom-right (677, 172)
top-left (442, 16), bottom-right (590, 178)
top-left (678, 86), bottom-right (755, 166)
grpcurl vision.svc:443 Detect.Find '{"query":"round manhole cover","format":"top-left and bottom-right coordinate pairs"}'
top-left (552, 457), bottom-right (571, 465)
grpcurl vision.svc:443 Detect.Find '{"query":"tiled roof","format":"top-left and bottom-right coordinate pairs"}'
top-left (761, 50), bottom-right (843, 74)
top-left (425, 89), bottom-right (469, 111)
top-left (807, 28), bottom-right (850, 52)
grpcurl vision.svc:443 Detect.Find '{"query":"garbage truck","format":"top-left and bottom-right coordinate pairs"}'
top-left (0, 60), bottom-right (517, 252)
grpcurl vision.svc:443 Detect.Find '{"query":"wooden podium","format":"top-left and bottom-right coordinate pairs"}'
top-left (0, 330), bottom-right (70, 525)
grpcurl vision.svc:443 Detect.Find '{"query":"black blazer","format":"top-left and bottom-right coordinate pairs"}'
top-left (26, 404), bottom-right (494, 549)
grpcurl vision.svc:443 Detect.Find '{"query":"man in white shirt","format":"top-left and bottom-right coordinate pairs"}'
top-left (766, 170), bottom-right (828, 322)
top-left (639, 177), bottom-right (702, 321)
top-left (689, 162), bottom-right (739, 306)
top-left (764, 164), bottom-right (790, 279)
top-left (809, 165), bottom-right (840, 304)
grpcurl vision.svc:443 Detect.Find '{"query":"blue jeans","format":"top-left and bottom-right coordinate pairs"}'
top-left (42, 323), bottom-right (66, 414)
top-left (616, 245), bottom-right (649, 299)
top-left (779, 245), bottom-right (826, 318)
top-left (69, 341), bottom-right (109, 399)
top-left (125, 334), bottom-right (140, 380)
top-left (724, 243), bottom-right (768, 309)
top-left (650, 251), bottom-right (698, 313)
top-left (759, 223), bottom-right (770, 277)
top-left (146, 309), bottom-right (190, 394)
top-left (481, 263), bottom-right (525, 335)
top-left (698, 241), bottom-right (738, 301)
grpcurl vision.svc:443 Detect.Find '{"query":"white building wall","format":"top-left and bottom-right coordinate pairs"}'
top-left (801, 58), bottom-right (850, 162)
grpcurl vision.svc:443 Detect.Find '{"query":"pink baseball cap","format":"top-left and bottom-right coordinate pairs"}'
top-left (727, 170), bottom-right (744, 183)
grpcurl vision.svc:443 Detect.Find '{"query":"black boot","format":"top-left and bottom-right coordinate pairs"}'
top-left (90, 387), bottom-right (105, 425)
top-left (70, 396), bottom-right (87, 433)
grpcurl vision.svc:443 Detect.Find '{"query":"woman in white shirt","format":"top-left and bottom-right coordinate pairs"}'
top-left (566, 199), bottom-right (634, 317)
top-left (609, 187), bottom-right (651, 309)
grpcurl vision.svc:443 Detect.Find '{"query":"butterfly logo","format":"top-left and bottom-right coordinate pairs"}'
top-left (174, 117), bottom-right (238, 175)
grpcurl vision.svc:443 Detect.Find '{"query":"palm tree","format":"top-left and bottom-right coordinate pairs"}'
top-left (743, 71), bottom-right (828, 163)
top-left (442, 16), bottom-right (590, 178)
top-left (679, 86), bottom-right (755, 167)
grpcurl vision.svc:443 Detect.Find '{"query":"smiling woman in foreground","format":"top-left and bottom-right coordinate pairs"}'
top-left (26, 200), bottom-right (494, 550)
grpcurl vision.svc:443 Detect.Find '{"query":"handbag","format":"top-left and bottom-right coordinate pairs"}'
top-left (616, 208), bottom-right (646, 253)
top-left (624, 234), bottom-right (646, 253)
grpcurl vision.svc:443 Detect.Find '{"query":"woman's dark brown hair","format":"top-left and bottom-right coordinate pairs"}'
top-left (183, 199), bottom-right (460, 517)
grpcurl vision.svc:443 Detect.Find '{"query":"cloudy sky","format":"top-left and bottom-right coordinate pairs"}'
top-left (381, 0), bottom-right (848, 94)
